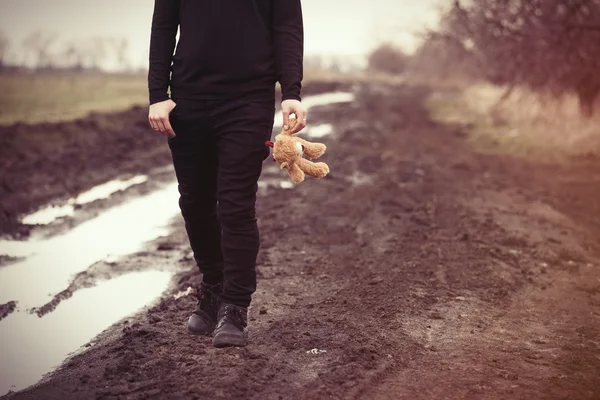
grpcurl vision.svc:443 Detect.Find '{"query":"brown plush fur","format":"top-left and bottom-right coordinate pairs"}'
top-left (271, 117), bottom-right (330, 184)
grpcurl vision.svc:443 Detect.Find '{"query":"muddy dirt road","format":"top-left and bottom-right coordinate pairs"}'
top-left (2, 83), bottom-right (600, 399)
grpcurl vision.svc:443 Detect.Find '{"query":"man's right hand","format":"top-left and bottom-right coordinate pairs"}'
top-left (149, 99), bottom-right (177, 138)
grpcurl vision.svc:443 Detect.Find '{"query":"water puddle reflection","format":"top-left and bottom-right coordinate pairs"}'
top-left (0, 270), bottom-right (171, 395)
top-left (258, 179), bottom-right (295, 190)
top-left (302, 92), bottom-right (355, 108)
top-left (347, 171), bottom-right (373, 186)
top-left (0, 90), bottom-right (355, 395)
top-left (273, 92), bottom-right (354, 128)
top-left (21, 175), bottom-right (149, 225)
top-left (21, 205), bottom-right (74, 226)
top-left (0, 182), bottom-right (180, 308)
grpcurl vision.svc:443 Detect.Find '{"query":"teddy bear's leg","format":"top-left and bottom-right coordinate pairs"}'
top-left (295, 138), bottom-right (326, 160)
top-left (296, 157), bottom-right (330, 179)
top-left (288, 163), bottom-right (306, 183)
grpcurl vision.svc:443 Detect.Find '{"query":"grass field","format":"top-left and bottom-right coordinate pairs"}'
top-left (425, 83), bottom-right (600, 162)
top-left (0, 69), bottom-right (373, 126)
top-left (0, 72), bottom-right (150, 125)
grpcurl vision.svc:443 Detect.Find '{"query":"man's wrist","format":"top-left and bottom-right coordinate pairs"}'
top-left (282, 94), bottom-right (302, 102)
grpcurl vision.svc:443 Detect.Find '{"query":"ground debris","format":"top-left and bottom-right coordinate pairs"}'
top-left (0, 300), bottom-right (17, 320)
top-left (306, 348), bottom-right (327, 355)
top-left (173, 287), bottom-right (194, 300)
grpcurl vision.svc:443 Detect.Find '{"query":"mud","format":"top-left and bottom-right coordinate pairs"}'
top-left (0, 301), bottom-right (16, 321)
top-left (2, 82), bottom-right (600, 399)
top-left (0, 80), bottom-right (352, 239)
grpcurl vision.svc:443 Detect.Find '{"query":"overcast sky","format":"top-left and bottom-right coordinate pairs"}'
top-left (0, 0), bottom-right (444, 68)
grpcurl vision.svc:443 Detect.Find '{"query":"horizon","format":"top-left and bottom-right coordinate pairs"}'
top-left (0, 0), bottom-right (444, 70)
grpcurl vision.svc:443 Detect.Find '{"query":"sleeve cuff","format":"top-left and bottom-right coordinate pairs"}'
top-left (149, 89), bottom-right (170, 105)
top-left (282, 93), bottom-right (302, 102)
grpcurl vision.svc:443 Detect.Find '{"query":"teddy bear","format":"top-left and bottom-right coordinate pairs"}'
top-left (266, 116), bottom-right (330, 184)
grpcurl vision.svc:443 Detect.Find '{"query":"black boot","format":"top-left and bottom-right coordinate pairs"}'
top-left (187, 282), bottom-right (221, 335)
top-left (213, 303), bottom-right (248, 347)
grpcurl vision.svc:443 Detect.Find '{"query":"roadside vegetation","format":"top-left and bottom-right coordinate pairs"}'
top-left (406, 0), bottom-right (600, 161)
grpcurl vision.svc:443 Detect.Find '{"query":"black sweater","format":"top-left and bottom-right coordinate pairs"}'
top-left (148, 0), bottom-right (304, 105)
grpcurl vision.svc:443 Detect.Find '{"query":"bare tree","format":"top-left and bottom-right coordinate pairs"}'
top-left (22, 31), bottom-right (58, 69)
top-left (0, 30), bottom-right (9, 69)
top-left (88, 37), bottom-right (108, 70)
top-left (112, 37), bottom-right (131, 71)
top-left (305, 55), bottom-right (324, 71)
top-left (422, 0), bottom-right (600, 116)
top-left (62, 42), bottom-right (85, 71)
top-left (61, 37), bottom-right (115, 71)
top-left (14, 32), bottom-right (134, 72)
top-left (64, 37), bottom-right (108, 70)
top-left (368, 43), bottom-right (408, 75)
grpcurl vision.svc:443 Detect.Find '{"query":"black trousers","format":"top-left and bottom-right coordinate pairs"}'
top-left (168, 96), bottom-right (275, 307)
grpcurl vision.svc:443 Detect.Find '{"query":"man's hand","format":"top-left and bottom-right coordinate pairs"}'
top-left (149, 99), bottom-right (177, 138)
top-left (281, 99), bottom-right (307, 134)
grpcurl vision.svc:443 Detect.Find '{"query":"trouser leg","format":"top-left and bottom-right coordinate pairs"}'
top-left (212, 98), bottom-right (275, 307)
top-left (168, 99), bottom-right (224, 285)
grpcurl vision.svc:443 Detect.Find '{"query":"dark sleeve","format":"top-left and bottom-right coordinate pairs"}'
top-left (272, 0), bottom-right (304, 102)
top-left (148, 0), bottom-right (179, 105)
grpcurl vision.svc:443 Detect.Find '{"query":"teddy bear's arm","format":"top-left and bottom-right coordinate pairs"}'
top-left (294, 137), bottom-right (327, 160)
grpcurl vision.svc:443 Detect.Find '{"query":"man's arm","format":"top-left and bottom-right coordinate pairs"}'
top-left (148, 0), bottom-right (179, 105)
top-left (148, 0), bottom-right (179, 137)
top-left (273, 0), bottom-right (304, 102)
top-left (273, 0), bottom-right (307, 133)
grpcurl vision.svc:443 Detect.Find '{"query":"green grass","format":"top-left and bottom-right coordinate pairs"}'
top-left (0, 72), bottom-right (149, 125)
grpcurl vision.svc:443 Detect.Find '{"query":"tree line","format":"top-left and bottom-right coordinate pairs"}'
top-left (415, 0), bottom-right (600, 117)
top-left (0, 30), bottom-right (134, 72)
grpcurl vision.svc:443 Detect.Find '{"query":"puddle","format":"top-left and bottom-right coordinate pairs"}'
top-left (21, 175), bottom-right (149, 225)
top-left (279, 181), bottom-right (295, 189)
top-left (0, 270), bottom-right (171, 395)
top-left (74, 175), bottom-right (149, 204)
top-left (0, 182), bottom-right (180, 309)
top-left (0, 90), bottom-right (355, 395)
top-left (305, 124), bottom-right (333, 138)
top-left (21, 205), bottom-right (74, 226)
top-left (302, 92), bottom-right (355, 109)
top-left (258, 179), bottom-right (295, 190)
top-left (347, 171), bottom-right (374, 186)
top-left (274, 92), bottom-right (355, 128)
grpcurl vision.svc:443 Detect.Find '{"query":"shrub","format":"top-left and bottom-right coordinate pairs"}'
top-left (367, 44), bottom-right (408, 75)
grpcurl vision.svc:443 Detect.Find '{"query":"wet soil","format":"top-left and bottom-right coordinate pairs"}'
top-left (3, 82), bottom-right (600, 399)
top-left (0, 80), bottom-right (351, 239)
top-left (0, 301), bottom-right (16, 321)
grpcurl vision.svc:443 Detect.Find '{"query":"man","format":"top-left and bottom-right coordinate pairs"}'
top-left (148, 0), bottom-right (306, 348)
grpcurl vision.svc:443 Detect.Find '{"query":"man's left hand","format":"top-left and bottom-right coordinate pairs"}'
top-left (281, 99), bottom-right (307, 134)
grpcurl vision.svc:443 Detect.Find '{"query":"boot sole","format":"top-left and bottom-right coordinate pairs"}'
top-left (187, 326), bottom-right (215, 336)
top-left (213, 333), bottom-right (248, 348)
